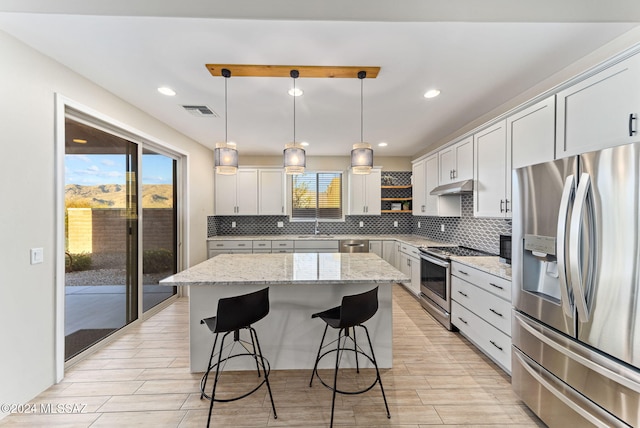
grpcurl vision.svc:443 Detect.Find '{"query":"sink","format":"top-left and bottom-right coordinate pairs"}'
top-left (297, 235), bottom-right (334, 238)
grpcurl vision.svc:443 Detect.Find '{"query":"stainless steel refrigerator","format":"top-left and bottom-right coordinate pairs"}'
top-left (512, 142), bottom-right (640, 428)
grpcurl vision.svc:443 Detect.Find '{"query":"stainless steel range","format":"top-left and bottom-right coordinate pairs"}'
top-left (418, 246), bottom-right (494, 330)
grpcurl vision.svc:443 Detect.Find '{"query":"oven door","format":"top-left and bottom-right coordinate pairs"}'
top-left (420, 253), bottom-right (450, 312)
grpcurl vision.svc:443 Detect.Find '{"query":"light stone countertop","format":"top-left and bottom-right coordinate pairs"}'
top-left (450, 256), bottom-right (512, 280)
top-left (160, 252), bottom-right (410, 286)
top-left (207, 234), bottom-right (451, 248)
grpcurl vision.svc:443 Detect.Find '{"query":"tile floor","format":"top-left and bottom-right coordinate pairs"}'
top-left (0, 285), bottom-right (545, 427)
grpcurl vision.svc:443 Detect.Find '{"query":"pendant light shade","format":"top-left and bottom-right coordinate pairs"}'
top-left (214, 68), bottom-right (238, 175)
top-left (284, 69), bottom-right (306, 175)
top-left (351, 70), bottom-right (373, 175)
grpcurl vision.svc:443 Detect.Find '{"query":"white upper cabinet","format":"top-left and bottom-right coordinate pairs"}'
top-left (474, 120), bottom-right (511, 218)
top-left (556, 53), bottom-right (640, 158)
top-left (413, 155), bottom-right (461, 217)
top-left (425, 153), bottom-right (460, 216)
top-left (348, 168), bottom-right (381, 215)
top-left (214, 168), bottom-right (259, 215)
top-left (258, 169), bottom-right (285, 215)
top-left (509, 95), bottom-right (556, 169)
top-left (412, 160), bottom-right (426, 215)
top-left (439, 137), bottom-right (473, 185)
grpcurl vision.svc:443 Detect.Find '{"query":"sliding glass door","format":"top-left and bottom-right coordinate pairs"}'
top-left (142, 149), bottom-right (177, 312)
top-left (64, 118), bottom-right (139, 360)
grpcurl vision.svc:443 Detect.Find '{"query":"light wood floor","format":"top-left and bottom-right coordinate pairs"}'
top-left (0, 285), bottom-right (545, 427)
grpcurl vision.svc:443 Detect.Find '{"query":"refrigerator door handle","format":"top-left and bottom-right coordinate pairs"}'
top-left (569, 172), bottom-right (592, 322)
top-left (557, 174), bottom-right (575, 317)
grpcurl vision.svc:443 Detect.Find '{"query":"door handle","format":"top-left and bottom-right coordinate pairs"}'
top-left (499, 200), bottom-right (505, 213)
top-left (457, 291), bottom-right (468, 298)
top-left (505, 199), bottom-right (510, 213)
top-left (629, 113), bottom-right (637, 137)
top-left (557, 174), bottom-right (576, 317)
top-left (569, 173), bottom-right (592, 322)
top-left (489, 308), bottom-right (503, 317)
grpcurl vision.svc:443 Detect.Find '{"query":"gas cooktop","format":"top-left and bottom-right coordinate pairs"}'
top-left (419, 246), bottom-right (495, 259)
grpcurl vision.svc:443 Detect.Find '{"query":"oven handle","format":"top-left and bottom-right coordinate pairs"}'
top-left (419, 253), bottom-right (450, 268)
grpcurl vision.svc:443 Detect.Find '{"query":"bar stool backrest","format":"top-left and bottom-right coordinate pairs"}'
top-left (338, 287), bottom-right (378, 329)
top-left (214, 287), bottom-right (270, 333)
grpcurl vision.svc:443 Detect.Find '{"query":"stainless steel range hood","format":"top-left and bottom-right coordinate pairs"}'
top-left (430, 179), bottom-right (473, 195)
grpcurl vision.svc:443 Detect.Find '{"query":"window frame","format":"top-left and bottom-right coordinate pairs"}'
top-left (288, 170), bottom-right (346, 222)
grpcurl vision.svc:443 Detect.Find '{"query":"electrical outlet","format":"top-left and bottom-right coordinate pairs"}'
top-left (231, 221), bottom-right (236, 228)
top-left (393, 221), bottom-right (398, 227)
top-left (277, 221), bottom-right (284, 228)
top-left (30, 248), bottom-right (43, 265)
top-left (359, 221), bottom-right (364, 227)
top-left (418, 221), bottom-right (421, 228)
top-left (440, 224), bottom-right (445, 232)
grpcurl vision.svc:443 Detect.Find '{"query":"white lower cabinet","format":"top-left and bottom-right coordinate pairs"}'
top-left (369, 240), bottom-right (383, 258)
top-left (398, 243), bottom-right (421, 296)
top-left (451, 261), bottom-right (512, 373)
top-left (207, 240), bottom-right (253, 258)
top-left (382, 240), bottom-right (397, 267)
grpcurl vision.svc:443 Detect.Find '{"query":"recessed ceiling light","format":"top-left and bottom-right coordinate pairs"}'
top-left (158, 86), bottom-right (176, 96)
top-left (424, 89), bottom-right (441, 99)
top-left (300, 141), bottom-right (309, 146)
top-left (72, 138), bottom-right (87, 144)
top-left (378, 142), bottom-right (388, 147)
top-left (288, 88), bottom-right (303, 97)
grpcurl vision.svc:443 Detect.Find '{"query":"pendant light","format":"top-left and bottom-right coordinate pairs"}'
top-left (351, 70), bottom-right (373, 174)
top-left (214, 68), bottom-right (239, 175)
top-left (283, 69), bottom-right (306, 175)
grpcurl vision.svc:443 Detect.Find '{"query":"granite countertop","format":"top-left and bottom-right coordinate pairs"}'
top-left (160, 252), bottom-right (410, 286)
top-left (207, 234), bottom-right (450, 248)
top-left (450, 256), bottom-right (512, 280)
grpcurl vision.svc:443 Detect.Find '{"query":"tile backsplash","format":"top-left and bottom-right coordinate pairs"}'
top-left (412, 194), bottom-right (511, 255)
top-left (208, 171), bottom-right (511, 254)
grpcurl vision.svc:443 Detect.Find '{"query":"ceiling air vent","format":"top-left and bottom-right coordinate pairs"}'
top-left (181, 105), bottom-right (219, 117)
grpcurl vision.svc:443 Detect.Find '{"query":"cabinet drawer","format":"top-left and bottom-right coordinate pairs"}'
top-left (452, 301), bottom-right (511, 373)
top-left (398, 243), bottom-right (419, 257)
top-left (294, 240), bottom-right (339, 251)
top-left (252, 241), bottom-right (272, 249)
top-left (208, 240), bottom-right (252, 250)
top-left (452, 276), bottom-right (511, 336)
top-left (271, 240), bottom-right (294, 249)
top-left (207, 249), bottom-right (252, 258)
top-left (272, 249), bottom-right (294, 253)
top-left (252, 249), bottom-right (271, 253)
top-left (451, 262), bottom-right (511, 301)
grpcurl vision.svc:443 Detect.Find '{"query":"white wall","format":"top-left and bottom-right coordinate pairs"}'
top-left (0, 29), bottom-right (214, 411)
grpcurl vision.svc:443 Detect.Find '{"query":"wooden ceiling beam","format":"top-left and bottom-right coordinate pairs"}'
top-left (205, 64), bottom-right (380, 78)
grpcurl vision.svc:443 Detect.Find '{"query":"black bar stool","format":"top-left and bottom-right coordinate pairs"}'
top-left (200, 287), bottom-right (277, 427)
top-left (309, 286), bottom-right (390, 427)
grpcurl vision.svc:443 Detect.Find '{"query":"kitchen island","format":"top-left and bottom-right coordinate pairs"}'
top-left (160, 252), bottom-right (409, 372)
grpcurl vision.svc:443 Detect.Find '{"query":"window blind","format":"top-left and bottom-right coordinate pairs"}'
top-left (291, 172), bottom-right (342, 220)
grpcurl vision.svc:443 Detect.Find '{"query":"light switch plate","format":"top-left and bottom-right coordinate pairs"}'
top-left (231, 221), bottom-right (236, 228)
top-left (440, 224), bottom-right (445, 232)
top-left (30, 248), bottom-right (43, 265)
top-left (393, 221), bottom-right (398, 227)
top-left (418, 221), bottom-right (421, 228)
top-left (359, 221), bottom-right (363, 227)
top-left (277, 221), bottom-right (284, 228)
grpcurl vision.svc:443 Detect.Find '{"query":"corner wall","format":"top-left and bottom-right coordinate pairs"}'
top-left (0, 29), bottom-right (214, 414)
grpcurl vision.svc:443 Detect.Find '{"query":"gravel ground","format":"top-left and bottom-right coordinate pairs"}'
top-left (65, 269), bottom-right (171, 286)
top-left (66, 252), bottom-right (172, 286)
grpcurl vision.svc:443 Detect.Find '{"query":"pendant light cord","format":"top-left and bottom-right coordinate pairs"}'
top-left (291, 69), bottom-right (299, 147)
top-left (360, 77), bottom-right (363, 142)
top-left (222, 68), bottom-right (231, 143)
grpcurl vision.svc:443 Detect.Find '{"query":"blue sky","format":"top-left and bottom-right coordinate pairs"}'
top-left (65, 154), bottom-right (173, 185)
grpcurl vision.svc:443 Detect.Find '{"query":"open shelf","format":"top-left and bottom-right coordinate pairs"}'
top-left (381, 197), bottom-right (413, 201)
top-left (381, 209), bottom-right (412, 213)
top-left (381, 185), bottom-right (412, 189)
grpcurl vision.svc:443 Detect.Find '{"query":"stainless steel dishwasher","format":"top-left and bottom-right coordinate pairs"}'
top-left (339, 239), bottom-right (369, 253)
